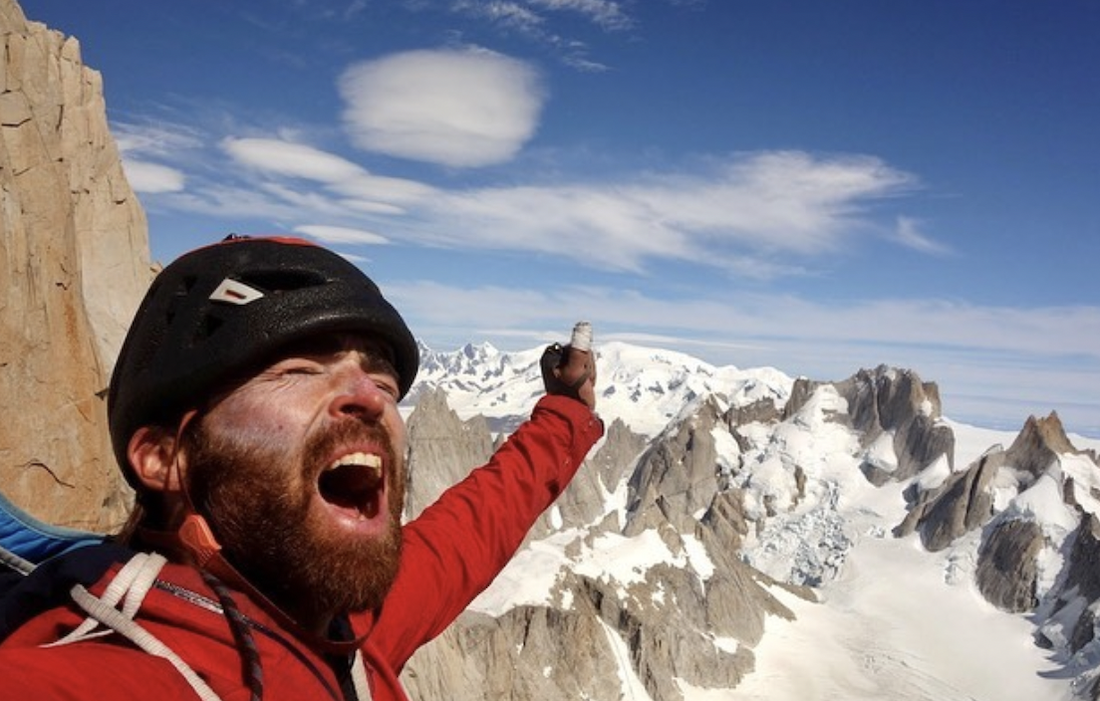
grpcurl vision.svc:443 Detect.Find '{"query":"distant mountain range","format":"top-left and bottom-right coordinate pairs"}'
top-left (399, 339), bottom-right (1100, 701)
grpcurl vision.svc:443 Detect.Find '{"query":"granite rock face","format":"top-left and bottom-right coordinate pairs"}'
top-left (403, 386), bottom-right (497, 520)
top-left (895, 412), bottom-right (1081, 551)
top-left (0, 0), bottom-right (151, 531)
top-left (787, 365), bottom-right (955, 485)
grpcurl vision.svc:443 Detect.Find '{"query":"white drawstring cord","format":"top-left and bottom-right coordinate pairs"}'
top-left (41, 551), bottom-right (374, 701)
top-left (351, 649), bottom-right (374, 701)
top-left (45, 552), bottom-right (224, 701)
top-left (47, 552), bottom-right (166, 645)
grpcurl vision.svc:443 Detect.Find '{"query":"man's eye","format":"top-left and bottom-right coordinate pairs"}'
top-left (370, 375), bottom-right (401, 399)
top-left (280, 363), bottom-right (323, 376)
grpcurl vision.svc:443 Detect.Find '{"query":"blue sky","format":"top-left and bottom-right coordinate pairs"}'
top-left (22, 0), bottom-right (1100, 436)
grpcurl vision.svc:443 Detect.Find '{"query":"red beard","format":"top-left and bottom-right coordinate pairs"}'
top-left (184, 416), bottom-right (405, 625)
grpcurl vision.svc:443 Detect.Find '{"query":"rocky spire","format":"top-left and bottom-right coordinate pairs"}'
top-left (786, 365), bottom-right (955, 485)
top-left (0, 0), bottom-right (151, 531)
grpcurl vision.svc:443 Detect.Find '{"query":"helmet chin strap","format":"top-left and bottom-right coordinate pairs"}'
top-left (137, 410), bottom-right (368, 655)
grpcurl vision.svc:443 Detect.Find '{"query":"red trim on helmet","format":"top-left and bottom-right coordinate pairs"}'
top-left (184, 234), bottom-right (320, 257)
top-left (221, 234), bottom-right (318, 247)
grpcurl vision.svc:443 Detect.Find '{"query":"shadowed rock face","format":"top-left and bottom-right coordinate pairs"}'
top-left (403, 386), bottom-right (496, 520)
top-left (894, 409), bottom-right (1100, 648)
top-left (895, 412), bottom-right (1084, 552)
top-left (976, 518), bottom-right (1043, 612)
top-left (967, 414), bottom-right (1093, 615)
top-left (0, 0), bottom-right (151, 532)
top-left (893, 450), bottom-right (999, 551)
top-left (1061, 513), bottom-right (1100, 607)
top-left (625, 396), bottom-right (726, 536)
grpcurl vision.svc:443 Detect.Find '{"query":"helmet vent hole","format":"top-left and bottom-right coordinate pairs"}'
top-left (194, 315), bottom-right (224, 343)
top-left (178, 274), bottom-right (199, 294)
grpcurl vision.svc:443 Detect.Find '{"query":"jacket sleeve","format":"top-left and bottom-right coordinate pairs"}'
top-left (366, 394), bottom-right (603, 668)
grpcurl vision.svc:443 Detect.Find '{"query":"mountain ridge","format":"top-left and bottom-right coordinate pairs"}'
top-left (401, 339), bottom-right (1100, 700)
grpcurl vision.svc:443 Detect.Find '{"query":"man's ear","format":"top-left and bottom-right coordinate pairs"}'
top-left (128, 426), bottom-right (186, 493)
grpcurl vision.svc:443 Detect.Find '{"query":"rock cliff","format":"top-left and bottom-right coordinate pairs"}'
top-left (0, 0), bottom-right (150, 531)
top-left (403, 387), bottom-right (497, 520)
top-left (894, 411), bottom-right (1086, 557)
top-left (788, 365), bottom-right (955, 485)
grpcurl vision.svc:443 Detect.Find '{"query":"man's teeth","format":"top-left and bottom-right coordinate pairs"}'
top-left (327, 452), bottom-right (382, 473)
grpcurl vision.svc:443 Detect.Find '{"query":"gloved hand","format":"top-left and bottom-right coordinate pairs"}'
top-left (540, 322), bottom-right (597, 410)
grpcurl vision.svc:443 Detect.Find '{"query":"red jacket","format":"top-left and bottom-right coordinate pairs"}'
top-left (0, 395), bottom-right (603, 700)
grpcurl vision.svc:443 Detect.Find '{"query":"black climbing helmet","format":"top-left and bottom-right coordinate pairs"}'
top-left (107, 235), bottom-right (419, 480)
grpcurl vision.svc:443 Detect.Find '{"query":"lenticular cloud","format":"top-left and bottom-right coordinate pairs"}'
top-left (338, 48), bottom-right (545, 168)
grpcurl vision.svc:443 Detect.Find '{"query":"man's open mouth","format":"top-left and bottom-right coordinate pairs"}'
top-left (317, 452), bottom-right (384, 519)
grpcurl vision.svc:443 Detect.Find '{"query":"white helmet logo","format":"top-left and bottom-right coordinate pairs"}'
top-left (209, 278), bottom-right (265, 305)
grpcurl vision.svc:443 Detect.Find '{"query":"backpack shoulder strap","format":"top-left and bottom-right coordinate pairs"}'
top-left (0, 490), bottom-right (105, 575)
top-left (0, 538), bottom-right (131, 641)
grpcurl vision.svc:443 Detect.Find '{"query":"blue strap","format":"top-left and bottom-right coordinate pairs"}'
top-left (0, 490), bottom-right (104, 569)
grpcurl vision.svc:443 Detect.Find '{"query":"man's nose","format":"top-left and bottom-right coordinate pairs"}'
top-left (328, 365), bottom-right (389, 420)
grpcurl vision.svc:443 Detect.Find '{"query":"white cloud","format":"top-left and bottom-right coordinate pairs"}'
top-left (219, 137), bottom-right (437, 212)
top-left (388, 279), bottom-right (1100, 433)
top-left (338, 47), bottom-right (546, 167)
top-left (113, 120), bottom-right (202, 193)
top-left (122, 159), bottom-right (186, 193)
top-left (397, 151), bottom-right (916, 272)
top-left (114, 120), bottom-right (205, 158)
top-left (141, 141), bottom-right (919, 276)
top-left (222, 137), bottom-right (365, 182)
top-left (294, 224), bottom-right (390, 245)
top-left (328, 172), bottom-right (438, 207)
top-left (895, 216), bottom-right (952, 255)
top-left (528, 0), bottom-right (634, 31)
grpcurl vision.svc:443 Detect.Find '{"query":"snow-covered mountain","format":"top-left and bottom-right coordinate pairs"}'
top-left (401, 339), bottom-right (1100, 701)
top-left (408, 339), bottom-right (793, 438)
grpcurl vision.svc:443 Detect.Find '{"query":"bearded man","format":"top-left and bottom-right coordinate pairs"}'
top-left (0, 235), bottom-right (602, 700)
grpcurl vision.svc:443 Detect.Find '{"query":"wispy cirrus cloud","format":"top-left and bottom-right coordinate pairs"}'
top-left (131, 125), bottom-right (923, 276)
top-left (223, 137), bottom-right (364, 181)
top-left (293, 224), bottom-right (390, 246)
top-left (384, 150), bottom-right (915, 273)
top-left (114, 120), bottom-right (203, 193)
top-left (449, 0), bottom-right (627, 70)
top-left (894, 216), bottom-right (953, 256)
top-left (526, 0), bottom-right (635, 31)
